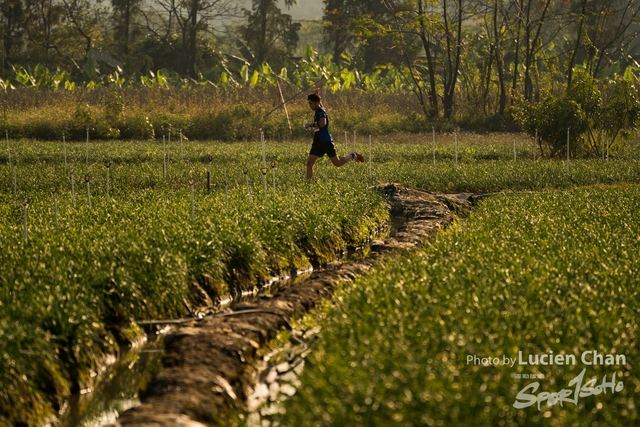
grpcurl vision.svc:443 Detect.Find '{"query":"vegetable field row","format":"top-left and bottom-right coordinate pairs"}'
top-left (1, 135), bottom-right (640, 425)
top-left (0, 139), bottom-right (388, 425)
top-left (277, 186), bottom-right (640, 427)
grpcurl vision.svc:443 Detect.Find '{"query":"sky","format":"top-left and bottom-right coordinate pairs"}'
top-left (280, 0), bottom-right (324, 20)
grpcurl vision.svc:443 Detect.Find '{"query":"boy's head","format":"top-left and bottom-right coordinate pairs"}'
top-left (307, 93), bottom-right (321, 110)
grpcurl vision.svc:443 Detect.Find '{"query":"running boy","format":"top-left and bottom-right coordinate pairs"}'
top-left (305, 90), bottom-right (364, 182)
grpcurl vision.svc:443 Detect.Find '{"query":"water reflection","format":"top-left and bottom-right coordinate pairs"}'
top-left (57, 339), bottom-right (163, 427)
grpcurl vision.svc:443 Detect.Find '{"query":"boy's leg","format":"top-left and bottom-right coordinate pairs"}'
top-left (306, 155), bottom-right (319, 181)
top-left (329, 154), bottom-right (353, 167)
top-left (330, 151), bottom-right (364, 166)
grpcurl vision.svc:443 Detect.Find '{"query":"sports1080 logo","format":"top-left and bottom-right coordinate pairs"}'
top-left (466, 350), bottom-right (627, 411)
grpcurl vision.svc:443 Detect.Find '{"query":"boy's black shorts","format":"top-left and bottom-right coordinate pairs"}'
top-left (309, 133), bottom-right (337, 158)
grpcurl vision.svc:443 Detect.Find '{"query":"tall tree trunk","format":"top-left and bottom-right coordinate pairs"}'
top-left (443, 0), bottom-right (462, 119)
top-left (258, 0), bottom-right (268, 65)
top-left (566, 1), bottom-right (586, 88)
top-left (523, 0), bottom-right (532, 101)
top-left (493, 0), bottom-right (506, 114)
top-left (523, 0), bottom-right (551, 101)
top-left (511, 0), bottom-right (523, 99)
top-left (418, 0), bottom-right (438, 117)
top-left (188, 0), bottom-right (198, 77)
top-left (123, 0), bottom-right (130, 55)
top-left (383, 0), bottom-right (430, 119)
top-left (482, 43), bottom-right (494, 116)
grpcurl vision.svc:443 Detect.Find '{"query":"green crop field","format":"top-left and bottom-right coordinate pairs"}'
top-left (1, 134), bottom-right (640, 426)
top-left (0, 137), bottom-right (390, 425)
top-left (271, 187), bottom-right (640, 426)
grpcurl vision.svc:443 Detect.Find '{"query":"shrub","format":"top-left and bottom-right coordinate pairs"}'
top-left (104, 91), bottom-right (125, 128)
top-left (188, 104), bottom-right (257, 141)
top-left (515, 68), bottom-right (640, 158)
top-left (120, 114), bottom-right (155, 140)
top-left (514, 95), bottom-right (588, 158)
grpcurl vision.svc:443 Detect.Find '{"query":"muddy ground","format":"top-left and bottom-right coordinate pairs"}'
top-left (112, 184), bottom-right (476, 427)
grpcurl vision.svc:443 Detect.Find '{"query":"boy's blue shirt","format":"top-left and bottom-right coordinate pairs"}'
top-left (314, 108), bottom-right (332, 142)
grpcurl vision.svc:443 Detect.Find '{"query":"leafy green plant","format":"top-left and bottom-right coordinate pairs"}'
top-left (120, 115), bottom-right (155, 140)
top-left (514, 95), bottom-right (588, 158)
top-left (105, 91), bottom-right (125, 128)
top-left (515, 69), bottom-right (640, 158)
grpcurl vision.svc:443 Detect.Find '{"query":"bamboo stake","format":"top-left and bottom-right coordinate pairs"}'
top-left (85, 175), bottom-right (91, 208)
top-left (271, 161), bottom-right (276, 192)
top-left (369, 134), bottom-right (372, 181)
top-left (167, 125), bottom-right (171, 164)
top-left (105, 162), bottom-right (111, 197)
top-left (276, 80), bottom-right (292, 136)
top-left (432, 127), bottom-right (435, 165)
top-left (190, 179), bottom-right (195, 223)
top-left (5, 130), bottom-right (9, 164)
top-left (70, 168), bottom-right (75, 206)
top-left (243, 167), bottom-right (252, 201)
top-left (86, 127), bottom-right (89, 167)
top-left (261, 167), bottom-right (268, 206)
top-left (261, 130), bottom-right (266, 168)
top-left (52, 187), bottom-right (59, 230)
top-left (180, 129), bottom-right (184, 162)
top-left (454, 130), bottom-right (458, 169)
top-left (23, 199), bottom-right (28, 240)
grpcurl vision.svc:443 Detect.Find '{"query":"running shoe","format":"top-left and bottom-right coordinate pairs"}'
top-left (353, 151), bottom-right (365, 163)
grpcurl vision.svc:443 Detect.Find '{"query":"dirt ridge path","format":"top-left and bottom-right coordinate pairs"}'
top-left (114, 184), bottom-right (475, 427)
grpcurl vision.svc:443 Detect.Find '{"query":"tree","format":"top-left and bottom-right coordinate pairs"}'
top-left (515, 67), bottom-right (640, 158)
top-left (487, 0), bottom-right (508, 115)
top-left (61, 0), bottom-right (108, 60)
top-left (1, 0), bottom-right (25, 64)
top-left (581, 0), bottom-right (640, 79)
top-left (440, 0), bottom-right (465, 118)
top-left (375, 0), bottom-right (436, 118)
top-left (566, 0), bottom-right (588, 87)
top-left (322, 0), bottom-right (356, 60)
top-left (111, 0), bottom-right (143, 59)
top-left (140, 0), bottom-right (238, 77)
top-left (510, 0), bottom-right (554, 101)
top-left (20, 0), bottom-right (73, 69)
top-left (325, 0), bottom-right (405, 71)
top-left (239, 0), bottom-right (301, 70)
top-left (375, 0), bottom-right (466, 119)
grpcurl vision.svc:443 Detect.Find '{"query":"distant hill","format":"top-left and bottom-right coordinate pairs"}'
top-left (235, 0), bottom-right (324, 20)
